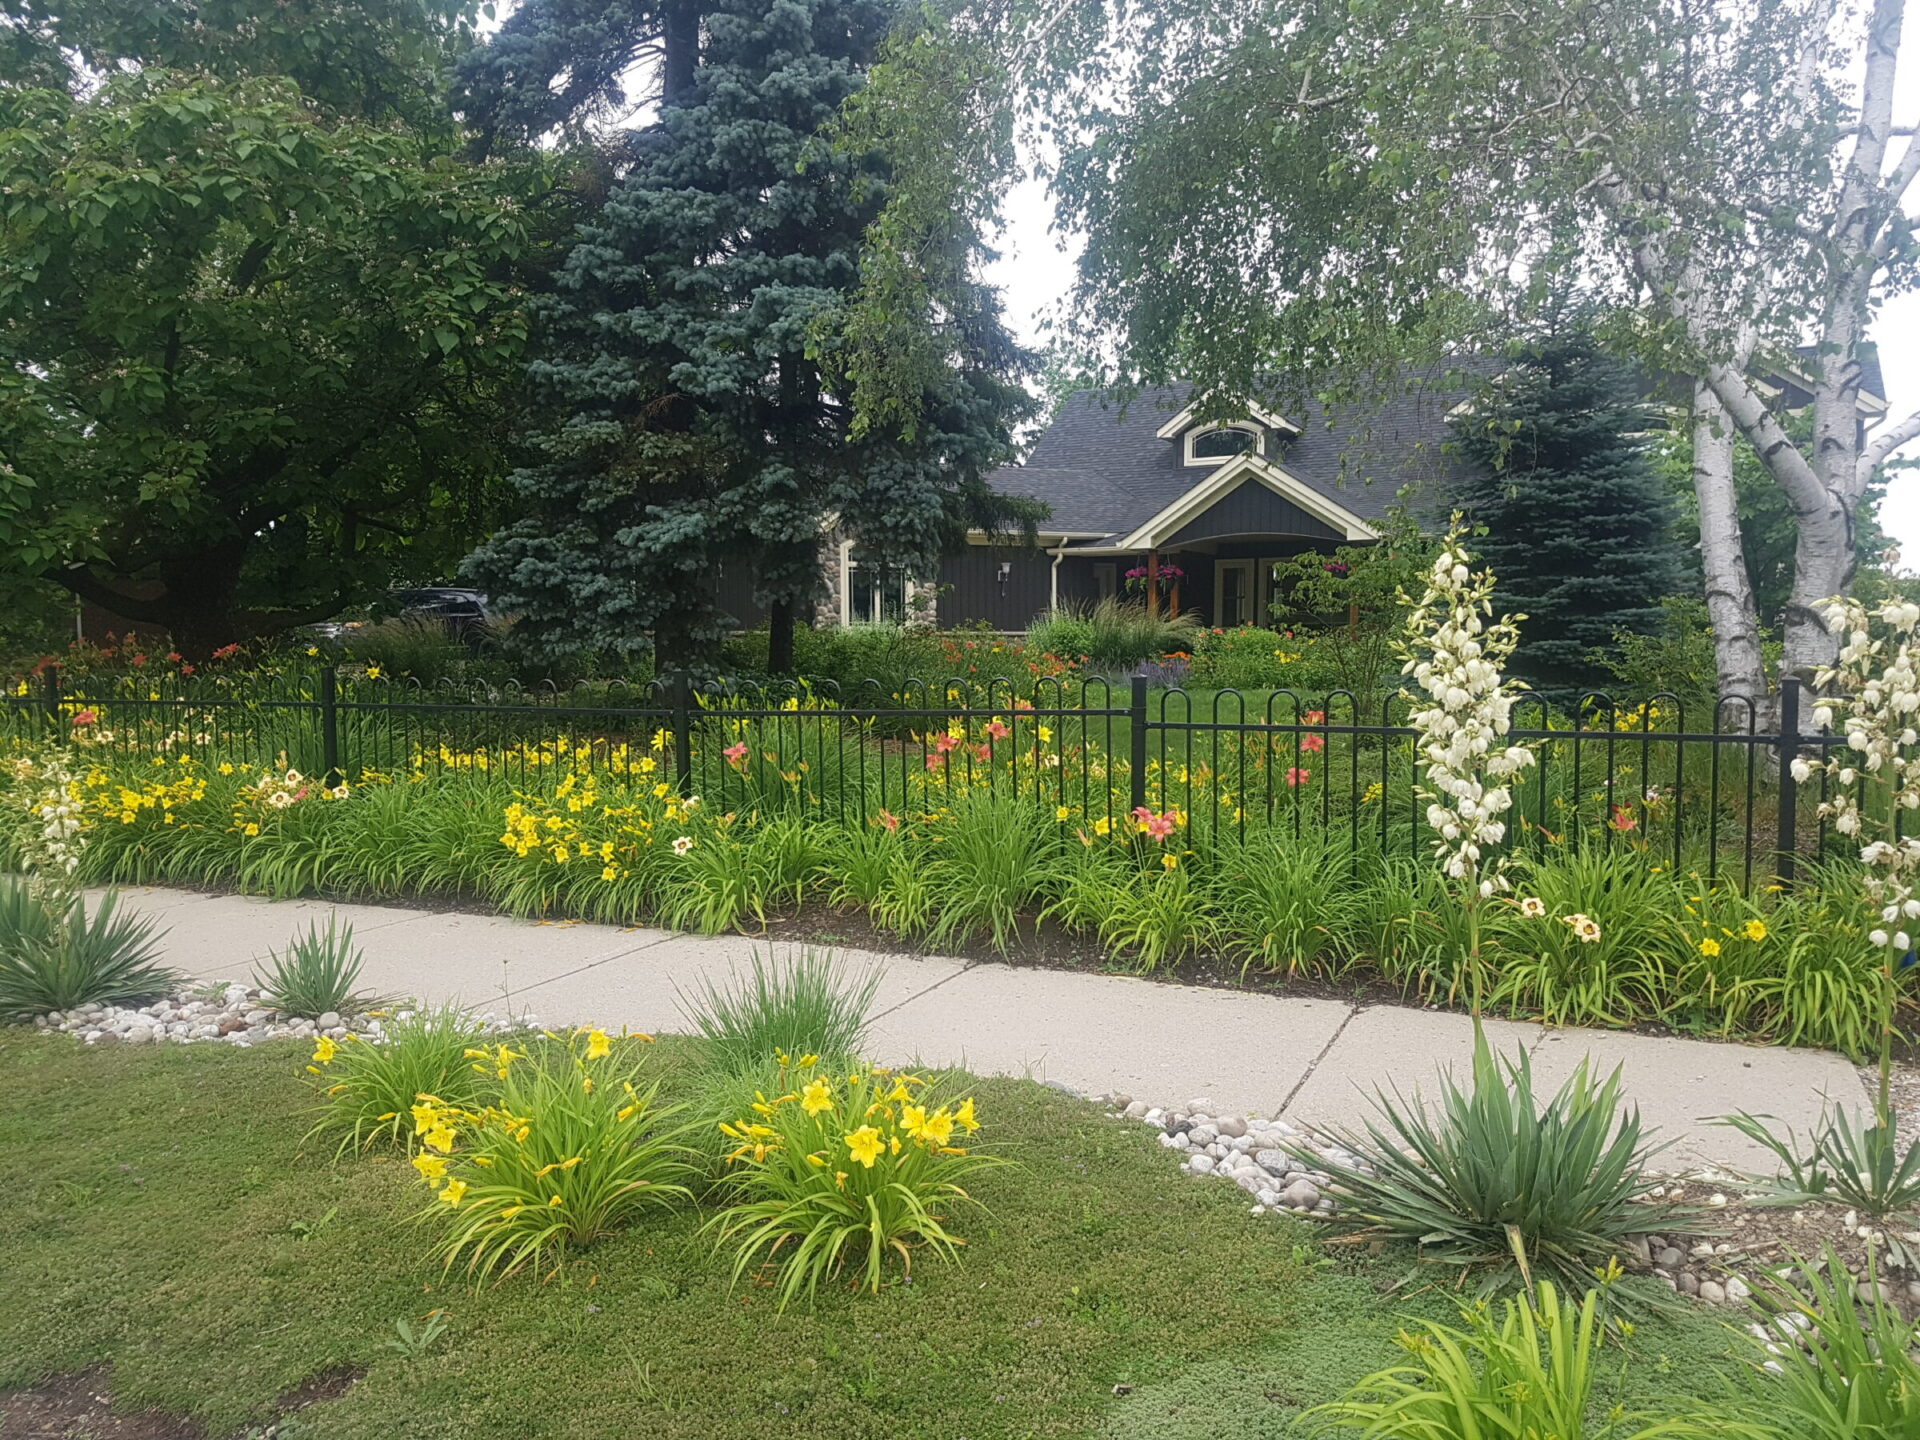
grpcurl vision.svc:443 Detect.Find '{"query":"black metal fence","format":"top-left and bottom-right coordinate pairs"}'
top-left (0, 666), bottom-right (1846, 887)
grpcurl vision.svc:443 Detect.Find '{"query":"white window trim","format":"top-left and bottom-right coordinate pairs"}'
top-left (1183, 422), bottom-right (1263, 467)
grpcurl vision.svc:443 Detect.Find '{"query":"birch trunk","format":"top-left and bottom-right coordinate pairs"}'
top-left (1777, 458), bottom-right (1856, 683)
top-left (1690, 383), bottom-right (1771, 727)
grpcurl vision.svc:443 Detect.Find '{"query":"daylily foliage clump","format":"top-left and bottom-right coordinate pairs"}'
top-left (707, 1055), bottom-right (996, 1305)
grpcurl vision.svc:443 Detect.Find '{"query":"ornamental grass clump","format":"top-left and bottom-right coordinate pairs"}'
top-left (705, 1056), bottom-right (1000, 1306)
top-left (303, 1001), bottom-right (491, 1154)
top-left (407, 1027), bottom-right (696, 1283)
top-left (677, 947), bottom-right (880, 1079)
top-left (1302, 1028), bottom-right (1694, 1300)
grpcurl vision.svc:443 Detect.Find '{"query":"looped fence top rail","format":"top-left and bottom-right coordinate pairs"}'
top-left (0, 666), bottom-right (1842, 887)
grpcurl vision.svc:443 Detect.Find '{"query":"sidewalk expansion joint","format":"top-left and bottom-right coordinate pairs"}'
top-left (1275, 1001), bottom-right (1362, 1116)
top-left (867, 959), bottom-right (982, 1023)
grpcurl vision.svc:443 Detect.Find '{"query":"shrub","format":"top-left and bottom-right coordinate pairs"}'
top-left (790, 623), bottom-right (948, 704)
top-left (1723, 1251), bottom-right (1920, 1440)
top-left (1187, 626), bottom-right (1309, 691)
top-left (1306, 1027), bottom-right (1693, 1297)
top-left (704, 1057), bottom-right (998, 1305)
top-left (254, 917), bottom-right (374, 1018)
top-left (410, 1028), bottom-right (695, 1283)
top-left (676, 947), bottom-right (879, 1078)
top-left (1028, 598), bottom-right (1199, 673)
top-left (303, 1002), bottom-right (491, 1154)
top-left (345, 615), bottom-right (469, 686)
top-left (0, 880), bottom-right (173, 1019)
top-left (1309, 1280), bottom-right (1667, 1440)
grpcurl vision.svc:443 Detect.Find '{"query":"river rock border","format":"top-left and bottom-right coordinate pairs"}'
top-left (1102, 1092), bottom-right (1920, 1313)
top-left (32, 984), bottom-right (538, 1047)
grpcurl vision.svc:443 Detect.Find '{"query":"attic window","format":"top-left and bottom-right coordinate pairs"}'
top-left (1185, 425), bottom-right (1259, 465)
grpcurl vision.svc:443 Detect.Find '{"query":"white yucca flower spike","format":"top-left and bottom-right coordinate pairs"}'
top-left (1791, 588), bottom-right (1920, 969)
top-left (1394, 516), bottom-right (1536, 903)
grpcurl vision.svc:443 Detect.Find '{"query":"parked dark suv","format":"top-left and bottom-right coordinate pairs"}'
top-left (383, 587), bottom-right (495, 636)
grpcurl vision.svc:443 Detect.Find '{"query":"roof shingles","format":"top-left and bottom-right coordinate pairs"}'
top-left (994, 380), bottom-right (1476, 543)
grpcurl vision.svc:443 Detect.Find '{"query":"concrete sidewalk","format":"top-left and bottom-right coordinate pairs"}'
top-left (96, 885), bottom-right (1869, 1174)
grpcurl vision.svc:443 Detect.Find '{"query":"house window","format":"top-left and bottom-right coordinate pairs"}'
top-left (847, 554), bottom-right (907, 624)
top-left (1185, 425), bottom-right (1260, 465)
top-left (1093, 562), bottom-right (1118, 600)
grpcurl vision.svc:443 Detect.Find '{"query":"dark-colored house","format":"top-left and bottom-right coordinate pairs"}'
top-left (922, 381), bottom-right (1474, 630)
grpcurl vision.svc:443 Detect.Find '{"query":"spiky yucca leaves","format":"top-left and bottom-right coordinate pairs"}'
top-left (1304, 1027), bottom-right (1694, 1299)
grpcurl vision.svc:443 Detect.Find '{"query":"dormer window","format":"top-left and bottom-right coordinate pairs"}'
top-left (1185, 423), bottom-right (1261, 465)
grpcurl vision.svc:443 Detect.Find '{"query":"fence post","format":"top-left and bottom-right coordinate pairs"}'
top-left (319, 665), bottom-right (341, 783)
top-left (1129, 670), bottom-right (1148, 815)
top-left (1774, 676), bottom-right (1801, 889)
top-left (40, 664), bottom-right (61, 740)
top-left (671, 670), bottom-right (694, 796)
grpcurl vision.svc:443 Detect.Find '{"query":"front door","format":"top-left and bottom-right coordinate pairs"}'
top-left (1215, 559), bottom-right (1256, 627)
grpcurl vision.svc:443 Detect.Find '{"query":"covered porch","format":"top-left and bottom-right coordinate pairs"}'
top-left (1054, 451), bottom-right (1381, 626)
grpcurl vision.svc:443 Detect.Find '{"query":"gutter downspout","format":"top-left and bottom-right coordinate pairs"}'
top-left (1049, 543), bottom-right (1065, 614)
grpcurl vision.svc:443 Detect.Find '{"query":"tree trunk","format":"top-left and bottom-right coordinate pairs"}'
top-left (767, 598), bottom-right (795, 676)
top-left (1690, 384), bottom-right (1771, 728)
top-left (1778, 479), bottom-right (1855, 685)
top-left (662, 0), bottom-right (699, 105)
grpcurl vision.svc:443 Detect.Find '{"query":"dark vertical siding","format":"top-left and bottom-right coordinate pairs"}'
top-left (937, 547), bottom-right (1053, 629)
top-left (1162, 478), bottom-right (1342, 547)
top-left (1055, 558), bottom-right (1103, 610)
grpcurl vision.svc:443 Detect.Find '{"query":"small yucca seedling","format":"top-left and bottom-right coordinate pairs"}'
top-left (255, 918), bottom-right (377, 1019)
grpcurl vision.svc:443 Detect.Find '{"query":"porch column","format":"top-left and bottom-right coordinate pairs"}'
top-left (1146, 549), bottom-right (1160, 617)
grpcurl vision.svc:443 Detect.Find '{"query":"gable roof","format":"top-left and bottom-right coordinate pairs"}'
top-left (995, 377), bottom-right (1478, 544)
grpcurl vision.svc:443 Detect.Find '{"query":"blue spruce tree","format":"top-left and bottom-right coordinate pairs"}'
top-left (1450, 336), bottom-right (1685, 707)
top-left (459, 0), bottom-right (1031, 671)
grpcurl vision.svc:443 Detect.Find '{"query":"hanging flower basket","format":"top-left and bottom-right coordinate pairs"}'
top-left (1123, 563), bottom-right (1185, 597)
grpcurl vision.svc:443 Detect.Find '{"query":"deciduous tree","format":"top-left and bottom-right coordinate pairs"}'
top-left (840, 0), bottom-right (1920, 711)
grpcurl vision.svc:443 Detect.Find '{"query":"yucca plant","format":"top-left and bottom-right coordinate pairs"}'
top-left (704, 1057), bottom-right (999, 1306)
top-left (0, 879), bottom-right (174, 1019)
top-left (1308, 1279), bottom-right (1689, 1440)
top-left (1303, 1027), bottom-right (1695, 1299)
top-left (1718, 1106), bottom-right (1920, 1239)
top-left (676, 947), bottom-right (879, 1078)
top-left (255, 917), bottom-right (375, 1018)
top-left (303, 1002), bottom-right (492, 1154)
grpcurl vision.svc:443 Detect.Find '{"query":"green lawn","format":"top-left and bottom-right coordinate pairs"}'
top-left (1, 1031), bottom-right (1752, 1439)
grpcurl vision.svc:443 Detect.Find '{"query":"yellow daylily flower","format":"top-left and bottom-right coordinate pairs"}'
top-left (844, 1126), bottom-right (883, 1168)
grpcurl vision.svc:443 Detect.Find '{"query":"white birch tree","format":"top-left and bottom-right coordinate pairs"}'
top-left (838, 0), bottom-right (1920, 714)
